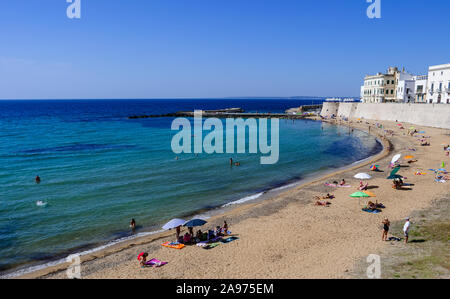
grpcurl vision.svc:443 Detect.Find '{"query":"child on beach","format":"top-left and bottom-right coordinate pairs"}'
top-left (138, 252), bottom-right (148, 268)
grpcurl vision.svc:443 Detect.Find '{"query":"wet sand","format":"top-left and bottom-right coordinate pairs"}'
top-left (16, 118), bottom-right (450, 279)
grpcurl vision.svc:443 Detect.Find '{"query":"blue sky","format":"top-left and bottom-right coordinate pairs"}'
top-left (0, 0), bottom-right (449, 99)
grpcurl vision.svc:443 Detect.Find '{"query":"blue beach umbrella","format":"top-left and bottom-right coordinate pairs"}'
top-left (162, 218), bottom-right (186, 230)
top-left (183, 219), bottom-right (207, 227)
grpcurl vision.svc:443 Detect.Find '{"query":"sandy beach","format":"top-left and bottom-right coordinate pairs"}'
top-left (16, 118), bottom-right (450, 279)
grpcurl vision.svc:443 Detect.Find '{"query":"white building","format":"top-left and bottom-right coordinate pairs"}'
top-left (414, 75), bottom-right (428, 103)
top-left (395, 69), bottom-right (415, 103)
top-left (427, 63), bottom-right (450, 104)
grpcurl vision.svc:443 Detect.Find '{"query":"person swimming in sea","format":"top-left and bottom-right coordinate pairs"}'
top-left (35, 175), bottom-right (41, 184)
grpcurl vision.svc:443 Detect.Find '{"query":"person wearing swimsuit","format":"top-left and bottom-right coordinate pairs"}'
top-left (382, 218), bottom-right (390, 241)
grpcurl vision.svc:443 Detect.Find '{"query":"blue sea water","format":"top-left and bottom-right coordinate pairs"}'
top-left (0, 99), bottom-right (381, 274)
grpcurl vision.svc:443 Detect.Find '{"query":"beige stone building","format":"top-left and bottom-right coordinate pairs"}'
top-left (360, 67), bottom-right (398, 103)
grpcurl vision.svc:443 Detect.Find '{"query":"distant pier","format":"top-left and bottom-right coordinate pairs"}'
top-left (128, 105), bottom-right (322, 120)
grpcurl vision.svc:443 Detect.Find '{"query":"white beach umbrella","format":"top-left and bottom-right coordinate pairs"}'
top-left (162, 218), bottom-right (186, 230)
top-left (354, 173), bottom-right (372, 180)
top-left (391, 154), bottom-right (401, 164)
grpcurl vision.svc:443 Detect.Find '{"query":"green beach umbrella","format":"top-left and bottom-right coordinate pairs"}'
top-left (350, 191), bottom-right (370, 206)
top-left (390, 167), bottom-right (400, 176)
top-left (387, 174), bottom-right (403, 179)
top-left (350, 192), bottom-right (370, 198)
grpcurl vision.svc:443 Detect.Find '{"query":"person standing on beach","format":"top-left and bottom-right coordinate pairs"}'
top-left (403, 218), bottom-right (410, 243)
top-left (381, 218), bottom-right (390, 241)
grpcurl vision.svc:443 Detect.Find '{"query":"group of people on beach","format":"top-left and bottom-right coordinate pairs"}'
top-left (381, 217), bottom-right (410, 243)
top-left (176, 221), bottom-right (229, 245)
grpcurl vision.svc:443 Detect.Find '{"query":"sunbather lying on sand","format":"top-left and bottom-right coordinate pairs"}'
top-left (315, 200), bottom-right (331, 206)
top-left (358, 181), bottom-right (369, 190)
top-left (368, 201), bottom-right (385, 209)
top-left (314, 193), bottom-right (335, 200)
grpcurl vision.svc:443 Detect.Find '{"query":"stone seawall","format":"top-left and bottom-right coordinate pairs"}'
top-left (321, 102), bottom-right (450, 129)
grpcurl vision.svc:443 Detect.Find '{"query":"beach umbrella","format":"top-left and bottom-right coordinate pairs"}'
top-left (387, 174), bottom-right (404, 179)
top-left (404, 155), bottom-right (414, 160)
top-left (350, 191), bottom-right (370, 205)
top-left (183, 218), bottom-right (207, 227)
top-left (391, 154), bottom-right (401, 164)
top-left (350, 192), bottom-right (370, 198)
top-left (390, 167), bottom-right (400, 176)
top-left (162, 218), bottom-right (186, 230)
top-left (437, 168), bottom-right (447, 173)
top-left (362, 191), bottom-right (376, 197)
top-left (370, 164), bottom-right (379, 171)
top-left (354, 173), bottom-right (372, 180)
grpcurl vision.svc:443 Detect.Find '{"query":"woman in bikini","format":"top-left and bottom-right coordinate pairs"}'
top-left (381, 218), bottom-right (390, 241)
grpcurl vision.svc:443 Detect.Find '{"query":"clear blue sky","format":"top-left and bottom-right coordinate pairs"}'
top-left (0, 0), bottom-right (449, 99)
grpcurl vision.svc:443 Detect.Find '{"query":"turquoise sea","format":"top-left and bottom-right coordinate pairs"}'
top-left (0, 99), bottom-right (381, 275)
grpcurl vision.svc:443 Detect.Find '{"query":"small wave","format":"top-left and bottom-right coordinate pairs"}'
top-left (221, 192), bottom-right (264, 207)
top-left (36, 201), bottom-right (47, 207)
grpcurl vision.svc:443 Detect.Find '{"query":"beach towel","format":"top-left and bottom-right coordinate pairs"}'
top-left (161, 241), bottom-right (185, 249)
top-left (387, 236), bottom-right (402, 242)
top-left (145, 259), bottom-right (168, 267)
top-left (325, 183), bottom-right (351, 188)
top-left (362, 208), bottom-right (381, 214)
top-left (220, 236), bottom-right (239, 243)
top-left (203, 242), bottom-right (221, 250)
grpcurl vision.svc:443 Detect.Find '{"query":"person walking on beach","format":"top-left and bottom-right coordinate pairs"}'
top-left (381, 218), bottom-right (390, 241)
top-left (403, 218), bottom-right (410, 243)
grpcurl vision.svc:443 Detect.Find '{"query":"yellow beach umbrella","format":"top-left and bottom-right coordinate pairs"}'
top-left (362, 191), bottom-right (376, 197)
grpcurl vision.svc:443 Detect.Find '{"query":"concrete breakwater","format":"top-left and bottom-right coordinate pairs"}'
top-left (321, 102), bottom-right (450, 129)
top-left (128, 108), bottom-right (313, 119)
